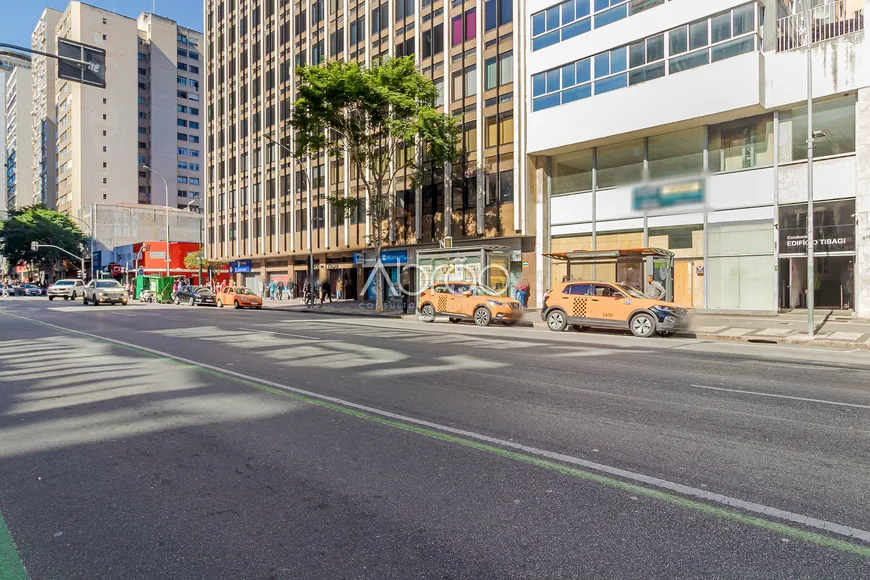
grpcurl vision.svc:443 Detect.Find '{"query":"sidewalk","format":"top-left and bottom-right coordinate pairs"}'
top-left (260, 297), bottom-right (870, 349)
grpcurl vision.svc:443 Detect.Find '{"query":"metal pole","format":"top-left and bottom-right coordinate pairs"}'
top-left (806, 2), bottom-right (815, 338)
top-left (199, 214), bottom-right (204, 283)
top-left (143, 165), bottom-right (171, 277)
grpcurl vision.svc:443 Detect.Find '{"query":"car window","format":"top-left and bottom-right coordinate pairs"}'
top-left (566, 284), bottom-right (593, 295)
top-left (433, 284), bottom-right (449, 293)
top-left (55, 281), bottom-right (74, 286)
top-left (236, 288), bottom-right (256, 295)
top-left (451, 284), bottom-right (471, 294)
top-left (87, 281), bottom-right (95, 288)
top-left (616, 284), bottom-right (647, 299)
top-left (594, 284), bottom-right (619, 297)
top-left (96, 281), bottom-right (122, 288)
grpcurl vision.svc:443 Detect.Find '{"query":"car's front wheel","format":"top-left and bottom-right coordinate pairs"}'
top-left (474, 307), bottom-right (491, 327)
top-left (189, 297), bottom-right (196, 307)
top-left (546, 309), bottom-right (568, 332)
top-left (420, 304), bottom-right (436, 323)
top-left (49, 296), bottom-right (54, 301)
top-left (630, 312), bottom-right (656, 338)
top-left (234, 300), bottom-right (241, 309)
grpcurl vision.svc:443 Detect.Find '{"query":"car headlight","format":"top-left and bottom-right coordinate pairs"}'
top-left (487, 300), bottom-right (506, 307)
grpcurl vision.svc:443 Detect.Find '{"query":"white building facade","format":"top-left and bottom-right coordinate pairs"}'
top-left (31, 8), bottom-right (63, 208)
top-left (527, 0), bottom-right (869, 316)
top-left (5, 66), bottom-right (33, 209)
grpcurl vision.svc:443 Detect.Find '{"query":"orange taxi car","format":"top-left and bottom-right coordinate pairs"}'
top-left (216, 286), bottom-right (263, 309)
top-left (541, 281), bottom-right (688, 338)
top-left (418, 282), bottom-right (523, 326)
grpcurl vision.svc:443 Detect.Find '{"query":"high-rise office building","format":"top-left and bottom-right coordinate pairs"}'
top-left (31, 8), bottom-right (63, 209)
top-left (52, 2), bottom-right (203, 218)
top-left (204, 0), bottom-right (533, 298)
top-left (528, 0), bottom-right (869, 316)
top-left (0, 54), bottom-right (31, 213)
top-left (5, 66), bottom-right (33, 210)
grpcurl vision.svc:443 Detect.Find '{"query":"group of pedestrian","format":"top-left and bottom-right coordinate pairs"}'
top-left (266, 280), bottom-right (287, 301)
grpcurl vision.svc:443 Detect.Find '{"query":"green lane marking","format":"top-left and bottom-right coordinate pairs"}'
top-left (3, 311), bottom-right (870, 558)
top-left (0, 511), bottom-right (28, 580)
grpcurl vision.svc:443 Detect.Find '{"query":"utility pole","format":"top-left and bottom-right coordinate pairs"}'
top-left (143, 165), bottom-right (171, 277)
top-left (805, 0), bottom-right (815, 338)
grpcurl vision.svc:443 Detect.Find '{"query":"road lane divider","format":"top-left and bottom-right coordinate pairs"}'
top-left (690, 384), bottom-right (870, 410)
top-left (0, 511), bottom-right (28, 580)
top-left (3, 310), bottom-right (870, 557)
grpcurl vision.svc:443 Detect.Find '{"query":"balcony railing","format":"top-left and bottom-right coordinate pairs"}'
top-left (777, 0), bottom-right (865, 51)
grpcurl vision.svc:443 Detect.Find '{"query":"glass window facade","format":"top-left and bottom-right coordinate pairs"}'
top-left (778, 96), bottom-right (857, 163)
top-left (532, 0), bottom-right (666, 51)
top-left (647, 128), bottom-right (704, 180)
top-left (596, 139), bottom-right (643, 188)
top-left (532, 4), bottom-right (757, 112)
top-left (552, 149), bottom-right (593, 194)
top-left (708, 114), bottom-right (774, 173)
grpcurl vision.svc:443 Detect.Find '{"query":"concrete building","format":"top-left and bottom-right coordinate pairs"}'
top-left (528, 0), bottom-right (869, 316)
top-left (53, 2), bottom-right (203, 216)
top-left (204, 0), bottom-right (534, 298)
top-left (0, 54), bottom-right (31, 212)
top-left (78, 203), bottom-right (204, 274)
top-left (5, 66), bottom-right (33, 209)
top-left (136, 13), bottom-right (204, 208)
top-left (31, 8), bottom-right (63, 208)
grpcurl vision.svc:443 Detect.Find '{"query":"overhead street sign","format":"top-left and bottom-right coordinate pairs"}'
top-left (57, 38), bottom-right (106, 88)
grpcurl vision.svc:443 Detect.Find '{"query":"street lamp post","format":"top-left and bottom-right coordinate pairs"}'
top-left (804, 0), bottom-right (815, 338)
top-left (64, 213), bottom-right (94, 280)
top-left (143, 165), bottom-right (171, 277)
top-left (264, 134), bottom-right (313, 300)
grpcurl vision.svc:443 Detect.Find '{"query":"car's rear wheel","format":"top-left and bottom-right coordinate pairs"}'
top-left (546, 310), bottom-right (568, 332)
top-left (234, 300), bottom-right (241, 309)
top-left (173, 296), bottom-right (180, 305)
top-left (420, 304), bottom-right (436, 323)
top-left (630, 312), bottom-right (656, 338)
top-left (474, 307), bottom-right (491, 327)
top-left (217, 299), bottom-right (223, 308)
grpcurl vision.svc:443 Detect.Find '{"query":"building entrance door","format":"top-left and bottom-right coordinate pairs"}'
top-left (779, 256), bottom-right (854, 310)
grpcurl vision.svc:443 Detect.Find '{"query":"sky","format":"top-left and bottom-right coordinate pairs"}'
top-left (1, 1), bottom-right (203, 49)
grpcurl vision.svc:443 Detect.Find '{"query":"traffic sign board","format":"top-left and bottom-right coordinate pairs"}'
top-left (30, 242), bottom-right (39, 251)
top-left (57, 38), bottom-right (106, 88)
top-left (137, 266), bottom-right (144, 276)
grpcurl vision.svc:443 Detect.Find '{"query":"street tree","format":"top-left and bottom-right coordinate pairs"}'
top-left (290, 56), bottom-right (460, 311)
top-left (0, 205), bottom-right (87, 278)
top-left (183, 250), bottom-right (213, 273)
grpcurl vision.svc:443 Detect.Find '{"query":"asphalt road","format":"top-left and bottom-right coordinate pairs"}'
top-left (1, 297), bottom-right (870, 578)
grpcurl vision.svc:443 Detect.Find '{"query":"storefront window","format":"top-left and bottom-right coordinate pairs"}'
top-left (552, 149), bottom-right (593, 195)
top-left (708, 113), bottom-right (774, 172)
top-left (596, 139), bottom-right (644, 189)
top-left (707, 220), bottom-right (774, 255)
top-left (648, 225), bottom-right (704, 253)
top-left (707, 255), bottom-right (774, 310)
top-left (778, 96), bottom-right (856, 163)
top-left (778, 199), bottom-right (855, 254)
top-left (647, 128), bottom-right (704, 180)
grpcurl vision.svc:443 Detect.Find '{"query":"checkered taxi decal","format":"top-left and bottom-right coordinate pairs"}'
top-left (572, 298), bottom-right (587, 318)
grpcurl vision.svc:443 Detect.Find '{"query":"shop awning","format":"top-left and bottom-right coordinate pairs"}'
top-left (544, 248), bottom-right (674, 261)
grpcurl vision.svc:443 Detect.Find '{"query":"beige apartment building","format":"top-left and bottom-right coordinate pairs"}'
top-left (204, 0), bottom-right (533, 298)
top-left (4, 66), bottom-right (33, 209)
top-left (31, 8), bottom-right (63, 208)
top-left (51, 2), bottom-right (203, 219)
top-left (1, 54), bottom-right (31, 212)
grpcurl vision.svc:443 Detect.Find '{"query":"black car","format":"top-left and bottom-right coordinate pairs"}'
top-left (173, 285), bottom-right (217, 306)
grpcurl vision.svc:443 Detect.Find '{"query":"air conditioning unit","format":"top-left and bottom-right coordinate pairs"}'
top-left (443, 236), bottom-right (453, 248)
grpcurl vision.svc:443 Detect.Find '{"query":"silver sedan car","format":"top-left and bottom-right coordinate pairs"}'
top-left (82, 279), bottom-right (129, 306)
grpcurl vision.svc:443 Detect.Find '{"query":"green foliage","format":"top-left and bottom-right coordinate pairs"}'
top-left (291, 56), bottom-right (460, 244)
top-left (183, 250), bottom-right (212, 271)
top-left (0, 205), bottom-right (87, 272)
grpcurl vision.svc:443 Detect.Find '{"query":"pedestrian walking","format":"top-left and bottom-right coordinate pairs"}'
top-left (336, 276), bottom-right (344, 300)
top-left (277, 280), bottom-right (285, 300)
top-left (269, 280), bottom-right (277, 301)
top-left (320, 278), bottom-right (332, 304)
top-left (401, 278), bottom-right (410, 314)
top-left (646, 275), bottom-right (665, 300)
top-left (1, 280), bottom-right (8, 298)
top-left (514, 277), bottom-right (530, 308)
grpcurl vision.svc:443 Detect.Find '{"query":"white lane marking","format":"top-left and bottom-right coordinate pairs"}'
top-left (689, 384), bottom-right (870, 410)
top-left (3, 311), bottom-right (870, 544)
top-left (238, 327), bottom-right (320, 340)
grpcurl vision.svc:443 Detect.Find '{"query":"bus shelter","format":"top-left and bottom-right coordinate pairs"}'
top-left (544, 248), bottom-right (675, 302)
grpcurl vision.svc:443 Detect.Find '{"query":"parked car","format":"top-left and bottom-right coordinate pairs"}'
top-left (16, 284), bottom-right (43, 296)
top-left (82, 279), bottom-right (129, 306)
top-left (418, 282), bottom-right (523, 326)
top-left (541, 281), bottom-right (688, 338)
top-left (173, 285), bottom-right (217, 306)
top-left (47, 279), bottom-right (86, 300)
top-left (216, 286), bottom-right (263, 309)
